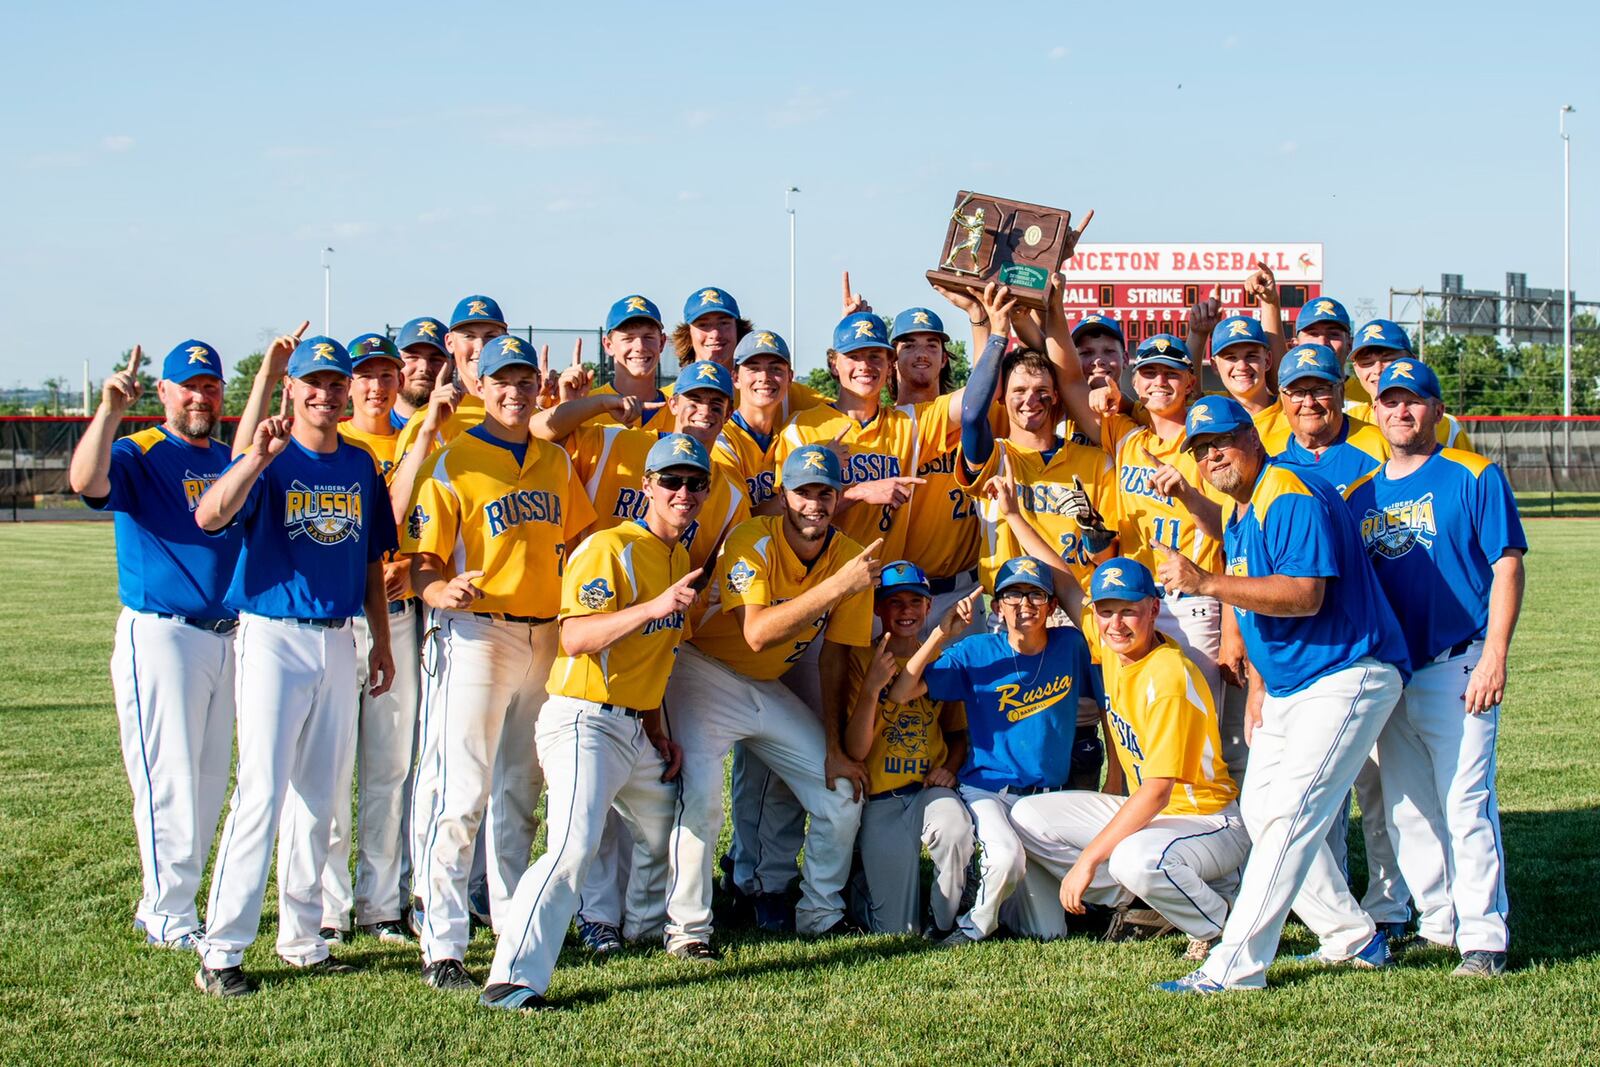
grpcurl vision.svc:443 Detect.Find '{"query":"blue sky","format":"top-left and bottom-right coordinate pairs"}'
top-left (3, 0), bottom-right (1594, 387)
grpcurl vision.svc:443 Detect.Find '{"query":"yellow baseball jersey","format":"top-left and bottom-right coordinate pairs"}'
top-left (957, 436), bottom-right (1118, 594)
top-left (338, 422), bottom-right (400, 481)
top-left (690, 515), bottom-right (874, 680)
top-left (1251, 399), bottom-right (1294, 455)
top-left (564, 424), bottom-right (750, 572)
top-left (1344, 400), bottom-right (1473, 451)
top-left (548, 522), bottom-right (690, 709)
top-left (1097, 633), bottom-right (1238, 816)
top-left (400, 431), bottom-right (596, 618)
top-left (847, 646), bottom-right (966, 794)
top-left (773, 400), bottom-right (960, 564)
top-left (901, 394), bottom-right (980, 579)
top-left (1101, 412), bottom-right (1229, 574)
top-left (715, 420), bottom-right (778, 510)
top-left (587, 382), bottom-right (673, 432)
top-left (393, 394), bottom-right (485, 466)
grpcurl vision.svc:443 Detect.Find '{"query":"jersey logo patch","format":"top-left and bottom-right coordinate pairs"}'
top-left (727, 558), bottom-right (757, 594)
top-left (182, 470), bottom-right (219, 511)
top-left (995, 674), bottom-right (1073, 723)
top-left (1360, 494), bottom-right (1437, 559)
top-left (285, 482), bottom-right (363, 544)
top-left (883, 708), bottom-right (929, 757)
top-left (578, 577), bottom-right (614, 610)
top-left (407, 504), bottom-right (430, 542)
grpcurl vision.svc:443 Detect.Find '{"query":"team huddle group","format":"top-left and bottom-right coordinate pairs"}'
top-left (71, 257), bottom-right (1526, 1010)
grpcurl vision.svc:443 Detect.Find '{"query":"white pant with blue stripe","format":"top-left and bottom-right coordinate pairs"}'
top-left (1199, 657), bottom-right (1403, 988)
top-left (1010, 792), bottom-right (1249, 939)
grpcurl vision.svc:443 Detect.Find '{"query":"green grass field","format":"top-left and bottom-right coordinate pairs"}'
top-left (2, 522), bottom-right (1598, 1065)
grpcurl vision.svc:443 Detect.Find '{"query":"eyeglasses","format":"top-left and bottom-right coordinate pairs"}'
top-left (652, 473), bottom-right (710, 494)
top-left (1189, 431), bottom-right (1240, 457)
top-left (1283, 384), bottom-right (1338, 404)
top-left (997, 589), bottom-right (1050, 606)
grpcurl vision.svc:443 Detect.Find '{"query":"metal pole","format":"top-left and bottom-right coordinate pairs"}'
top-left (1561, 106), bottom-right (1575, 417)
top-left (786, 187), bottom-right (799, 352)
top-left (322, 246), bottom-right (335, 336)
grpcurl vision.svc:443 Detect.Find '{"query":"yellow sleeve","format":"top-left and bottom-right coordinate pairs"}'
top-left (400, 457), bottom-right (459, 561)
top-left (1135, 695), bottom-right (1205, 784)
top-left (914, 394), bottom-right (961, 458)
top-left (562, 452), bottom-right (598, 545)
top-left (844, 644), bottom-right (871, 707)
top-left (559, 535), bottom-right (634, 621)
top-left (822, 540), bottom-right (874, 648)
top-left (562, 424), bottom-right (605, 486)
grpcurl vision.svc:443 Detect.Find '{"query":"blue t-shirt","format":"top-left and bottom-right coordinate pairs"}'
top-left (1275, 421), bottom-right (1384, 495)
top-left (1224, 459), bottom-right (1410, 697)
top-left (85, 426), bottom-right (241, 619)
top-left (220, 437), bottom-right (397, 620)
top-left (1345, 448), bottom-right (1527, 665)
top-left (922, 626), bottom-right (1102, 792)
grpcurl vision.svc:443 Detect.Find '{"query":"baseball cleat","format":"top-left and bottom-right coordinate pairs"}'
top-left (1183, 936), bottom-right (1217, 962)
top-left (1152, 969), bottom-right (1227, 995)
top-left (667, 940), bottom-right (719, 962)
top-left (807, 917), bottom-right (865, 939)
top-left (1451, 950), bottom-right (1508, 978)
top-left (422, 958), bottom-right (480, 991)
top-left (938, 927), bottom-right (979, 948)
top-left (1291, 930), bottom-right (1392, 969)
top-left (319, 927), bottom-right (347, 945)
top-left (195, 965), bottom-right (256, 998)
top-left (298, 956), bottom-right (361, 975)
top-left (361, 920), bottom-right (414, 945)
top-left (147, 931), bottom-right (203, 952)
top-left (480, 983), bottom-right (553, 1012)
top-left (576, 920), bottom-right (624, 956)
top-left (1375, 920), bottom-right (1411, 942)
top-left (407, 906), bottom-right (425, 940)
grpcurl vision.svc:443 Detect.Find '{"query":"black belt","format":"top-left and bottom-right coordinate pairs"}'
top-left (597, 702), bottom-right (644, 719)
top-left (388, 597), bottom-right (418, 616)
top-left (152, 613), bottom-right (238, 635)
top-left (1433, 638), bottom-right (1474, 663)
top-left (868, 783), bottom-right (924, 801)
top-left (288, 617), bottom-right (348, 629)
top-left (928, 568), bottom-right (980, 595)
top-left (472, 612), bottom-right (554, 625)
top-left (1008, 784), bottom-right (1063, 798)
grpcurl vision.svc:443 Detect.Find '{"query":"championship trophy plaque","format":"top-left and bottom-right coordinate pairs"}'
top-left (926, 191), bottom-right (1083, 309)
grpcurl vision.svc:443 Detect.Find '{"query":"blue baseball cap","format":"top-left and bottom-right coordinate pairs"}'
top-left (476, 335), bottom-right (539, 379)
top-left (449, 294), bottom-right (507, 330)
top-left (161, 340), bottom-right (223, 383)
top-left (1131, 333), bottom-right (1193, 372)
top-left (833, 312), bottom-right (891, 355)
top-left (645, 432), bottom-right (712, 474)
top-left (1072, 312), bottom-right (1126, 347)
top-left (1279, 343), bottom-right (1345, 387)
top-left (606, 294), bottom-right (663, 333)
top-left (1183, 395), bottom-right (1254, 450)
top-left (877, 560), bottom-right (933, 600)
top-left (286, 336), bottom-right (352, 379)
top-left (1376, 358), bottom-right (1442, 402)
top-left (1089, 557), bottom-right (1160, 603)
top-left (1351, 319), bottom-right (1412, 358)
top-left (684, 287), bottom-right (739, 324)
top-left (672, 360), bottom-right (733, 398)
top-left (781, 444), bottom-right (843, 490)
top-left (1295, 297), bottom-right (1351, 334)
top-left (993, 556), bottom-right (1054, 597)
top-left (890, 307), bottom-right (948, 344)
top-left (1211, 316), bottom-right (1268, 357)
top-left (734, 329), bottom-right (792, 365)
top-left (348, 332), bottom-right (402, 368)
top-left (396, 316), bottom-right (447, 355)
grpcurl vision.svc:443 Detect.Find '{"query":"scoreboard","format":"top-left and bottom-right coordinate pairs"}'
top-left (1059, 243), bottom-right (1325, 351)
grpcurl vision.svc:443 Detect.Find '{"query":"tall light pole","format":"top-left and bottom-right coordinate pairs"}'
top-left (1561, 106), bottom-right (1575, 417)
top-left (785, 187), bottom-right (800, 352)
top-left (321, 246), bottom-right (335, 337)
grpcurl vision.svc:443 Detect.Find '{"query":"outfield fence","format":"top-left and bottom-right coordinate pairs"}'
top-left (4, 414), bottom-right (1598, 521)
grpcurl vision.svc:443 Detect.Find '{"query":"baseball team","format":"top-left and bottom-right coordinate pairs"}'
top-left (70, 255), bottom-right (1526, 1009)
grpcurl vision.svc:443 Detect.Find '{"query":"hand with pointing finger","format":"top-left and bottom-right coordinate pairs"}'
top-left (836, 537), bottom-right (885, 596)
top-left (1152, 542), bottom-right (1208, 597)
top-left (647, 568), bottom-right (703, 620)
top-left (101, 345), bottom-right (144, 414)
top-left (1187, 286), bottom-right (1225, 347)
top-left (861, 632), bottom-right (900, 694)
top-left (981, 281), bottom-right (1017, 339)
top-left (261, 320), bottom-right (311, 380)
top-left (982, 448), bottom-right (1019, 519)
top-left (421, 362), bottom-right (461, 436)
top-left (1142, 443), bottom-right (1196, 505)
top-left (937, 586), bottom-right (983, 636)
top-left (253, 407), bottom-right (294, 459)
top-left (434, 569), bottom-right (488, 610)
top-left (553, 338), bottom-right (590, 404)
top-left (842, 270), bottom-right (872, 316)
top-left (1064, 208), bottom-right (1095, 259)
top-left (847, 476), bottom-right (925, 509)
top-left (1244, 259), bottom-right (1280, 309)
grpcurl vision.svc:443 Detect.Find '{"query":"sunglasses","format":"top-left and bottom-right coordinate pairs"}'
top-left (652, 473), bottom-right (710, 494)
top-left (997, 589), bottom-right (1050, 606)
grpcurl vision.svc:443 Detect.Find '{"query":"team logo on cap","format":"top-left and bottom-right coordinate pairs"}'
top-left (1084, 314), bottom-right (1102, 323)
top-left (186, 345), bottom-right (213, 364)
top-left (578, 577), bottom-right (615, 610)
top-left (285, 481), bottom-right (363, 545)
top-left (468, 300), bottom-right (490, 317)
top-left (1314, 300), bottom-right (1334, 315)
top-left (1191, 408), bottom-right (1213, 424)
top-left (417, 321), bottom-right (439, 338)
top-left (1361, 323), bottom-right (1387, 343)
top-left (912, 311), bottom-right (932, 326)
top-left (755, 332), bottom-right (776, 348)
top-left (671, 437), bottom-right (698, 458)
top-left (853, 320), bottom-right (878, 339)
top-left (1294, 347), bottom-right (1320, 366)
top-left (727, 558), bottom-right (757, 594)
top-left (312, 342), bottom-right (338, 362)
top-left (625, 296), bottom-right (649, 313)
top-left (1099, 567), bottom-right (1125, 587)
top-left (802, 449), bottom-right (829, 472)
top-left (1228, 321), bottom-right (1251, 337)
top-left (501, 337), bottom-right (524, 354)
top-left (1359, 494), bottom-right (1437, 560)
top-left (1013, 559), bottom-right (1040, 578)
top-left (1390, 361), bottom-right (1416, 379)
top-left (1152, 338), bottom-right (1170, 352)
top-left (692, 362), bottom-right (721, 383)
top-left (698, 289), bottom-right (723, 306)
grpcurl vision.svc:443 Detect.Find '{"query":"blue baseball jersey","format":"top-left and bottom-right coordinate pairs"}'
top-left (922, 626), bottom-right (1102, 792)
top-left (1345, 448), bottom-right (1527, 665)
top-left (1224, 459), bottom-right (1410, 697)
top-left (219, 438), bottom-right (396, 620)
top-left (1274, 420), bottom-right (1387, 495)
top-left (84, 426), bottom-right (241, 618)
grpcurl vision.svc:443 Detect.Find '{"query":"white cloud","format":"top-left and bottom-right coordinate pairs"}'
top-left (101, 134), bottom-right (135, 152)
top-left (1048, 45), bottom-right (1068, 60)
top-left (683, 109), bottom-right (714, 128)
top-left (769, 86), bottom-right (849, 128)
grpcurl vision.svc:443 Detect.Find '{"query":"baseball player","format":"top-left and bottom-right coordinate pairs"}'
top-left (192, 335), bottom-right (397, 997)
top-left (589, 294), bottom-right (671, 431)
top-left (1345, 319), bottom-right (1474, 450)
top-left (69, 340), bottom-right (240, 951)
top-left (887, 555), bottom-right (1101, 945)
top-left (403, 334), bottom-right (596, 991)
top-left (1275, 343), bottom-right (1390, 495)
top-left (1184, 264), bottom-right (1292, 453)
top-left (391, 294), bottom-right (505, 463)
top-left (479, 434), bottom-right (711, 1011)
top-left (676, 286), bottom-right (827, 422)
top-left (718, 329), bottom-right (794, 511)
top-left (1152, 395), bottom-right (1409, 993)
top-left (1346, 358), bottom-right (1525, 978)
top-left (1010, 557), bottom-right (1248, 963)
top-left (662, 444), bottom-right (878, 956)
top-left (844, 561), bottom-right (973, 936)
top-left (392, 316), bottom-right (450, 429)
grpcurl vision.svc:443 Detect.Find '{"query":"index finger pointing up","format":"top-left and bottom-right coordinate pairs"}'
top-left (127, 344), bottom-right (143, 375)
top-left (293, 320), bottom-right (310, 339)
top-left (279, 378), bottom-right (292, 417)
top-left (539, 344), bottom-right (551, 378)
top-left (571, 336), bottom-right (583, 368)
top-left (842, 270), bottom-right (852, 305)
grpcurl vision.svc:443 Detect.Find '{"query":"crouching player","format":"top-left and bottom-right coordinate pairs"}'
top-left (1010, 558), bottom-right (1249, 961)
top-left (480, 434), bottom-right (710, 1011)
top-left (845, 562), bottom-right (974, 936)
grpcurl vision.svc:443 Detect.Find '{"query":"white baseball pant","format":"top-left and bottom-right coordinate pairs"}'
top-left (1325, 753), bottom-right (1413, 926)
top-left (1156, 592), bottom-right (1222, 712)
top-left (111, 609), bottom-right (235, 944)
top-left (285, 601), bottom-right (421, 931)
top-left (200, 615), bottom-right (358, 970)
top-left (576, 810), bottom-right (632, 929)
top-left (487, 696), bottom-right (675, 994)
top-left (956, 785), bottom-right (1070, 940)
top-left (1198, 658), bottom-right (1402, 988)
top-left (416, 611), bottom-right (554, 964)
top-left (1010, 792), bottom-right (1250, 939)
top-left (857, 786), bottom-right (973, 934)
top-left (664, 646), bottom-right (862, 949)
top-left (1378, 642), bottom-right (1509, 952)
